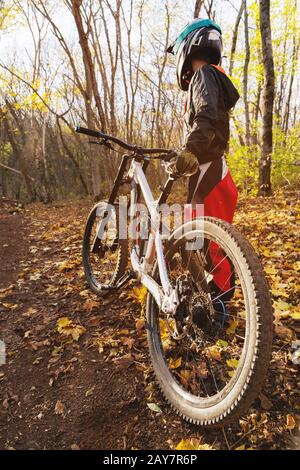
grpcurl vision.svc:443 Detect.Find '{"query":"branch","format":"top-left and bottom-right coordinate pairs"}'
top-left (0, 62), bottom-right (72, 119)
top-left (0, 162), bottom-right (35, 181)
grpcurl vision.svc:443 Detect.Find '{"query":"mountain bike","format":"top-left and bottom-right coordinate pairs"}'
top-left (76, 125), bottom-right (273, 426)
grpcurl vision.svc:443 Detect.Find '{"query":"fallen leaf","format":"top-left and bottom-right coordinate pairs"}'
top-left (196, 362), bottom-right (209, 379)
top-left (275, 324), bottom-right (294, 342)
top-left (28, 339), bottom-right (51, 351)
top-left (206, 345), bottom-right (222, 362)
top-left (226, 319), bottom-right (239, 335)
top-left (120, 336), bottom-right (135, 349)
top-left (54, 400), bottom-right (65, 415)
top-left (259, 394), bottom-right (273, 411)
top-left (169, 357), bottom-right (182, 369)
top-left (85, 385), bottom-right (95, 397)
top-left (112, 353), bottom-right (134, 369)
top-left (129, 286), bottom-right (148, 304)
top-left (83, 298), bottom-right (100, 312)
top-left (57, 260), bottom-right (80, 272)
top-left (68, 325), bottom-right (86, 341)
top-left (2, 303), bottom-right (18, 310)
top-left (135, 318), bottom-right (145, 332)
top-left (227, 358), bottom-right (239, 369)
top-left (71, 444), bottom-right (80, 450)
top-left (289, 311), bottom-right (300, 320)
top-left (179, 369), bottom-right (190, 388)
top-left (176, 438), bottom-right (213, 450)
top-left (29, 272), bottom-right (41, 281)
top-left (147, 403), bottom-right (162, 414)
top-left (286, 414), bottom-right (296, 430)
top-left (57, 317), bottom-right (86, 341)
top-left (57, 317), bottom-right (72, 331)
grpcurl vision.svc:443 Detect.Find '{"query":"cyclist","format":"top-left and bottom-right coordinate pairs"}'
top-left (167, 18), bottom-right (240, 311)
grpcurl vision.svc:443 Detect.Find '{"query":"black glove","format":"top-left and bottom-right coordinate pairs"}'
top-left (165, 149), bottom-right (198, 176)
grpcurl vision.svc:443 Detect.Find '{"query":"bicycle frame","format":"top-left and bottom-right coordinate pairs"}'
top-left (94, 153), bottom-right (180, 314)
top-left (129, 160), bottom-right (179, 314)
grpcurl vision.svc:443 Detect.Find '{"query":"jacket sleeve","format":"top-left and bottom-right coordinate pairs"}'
top-left (185, 66), bottom-right (219, 160)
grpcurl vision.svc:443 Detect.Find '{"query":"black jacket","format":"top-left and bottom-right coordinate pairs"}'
top-left (185, 64), bottom-right (239, 164)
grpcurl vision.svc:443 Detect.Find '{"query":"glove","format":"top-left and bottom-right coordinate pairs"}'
top-left (165, 149), bottom-right (199, 176)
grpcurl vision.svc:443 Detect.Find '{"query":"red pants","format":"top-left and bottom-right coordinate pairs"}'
top-left (188, 158), bottom-right (238, 293)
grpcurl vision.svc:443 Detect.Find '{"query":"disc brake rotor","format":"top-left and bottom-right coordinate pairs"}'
top-left (163, 274), bottom-right (214, 343)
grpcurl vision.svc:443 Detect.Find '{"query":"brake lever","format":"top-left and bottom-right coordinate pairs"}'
top-left (88, 140), bottom-right (115, 151)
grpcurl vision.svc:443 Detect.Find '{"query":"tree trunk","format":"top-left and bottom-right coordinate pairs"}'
top-left (194, 0), bottom-right (204, 17)
top-left (258, 0), bottom-right (275, 196)
top-left (70, 0), bottom-right (105, 196)
top-left (243, 1), bottom-right (251, 147)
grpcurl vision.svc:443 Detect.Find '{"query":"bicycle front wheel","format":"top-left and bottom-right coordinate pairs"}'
top-left (82, 201), bottom-right (128, 295)
top-left (146, 217), bottom-right (273, 426)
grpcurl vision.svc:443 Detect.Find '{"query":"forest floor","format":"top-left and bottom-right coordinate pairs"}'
top-left (0, 189), bottom-right (299, 450)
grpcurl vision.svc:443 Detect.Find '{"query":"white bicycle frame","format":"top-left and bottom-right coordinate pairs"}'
top-left (128, 160), bottom-right (179, 314)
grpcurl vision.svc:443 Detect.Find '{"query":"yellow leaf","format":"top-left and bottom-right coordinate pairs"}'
top-left (289, 311), bottom-right (300, 320)
top-left (57, 317), bottom-right (72, 332)
top-left (57, 317), bottom-right (86, 341)
top-left (206, 345), bottom-right (222, 362)
top-left (129, 286), bottom-right (148, 304)
top-left (274, 300), bottom-right (290, 312)
top-left (159, 319), bottom-right (169, 341)
top-left (235, 444), bottom-right (246, 450)
top-left (0, 286), bottom-right (13, 299)
top-left (119, 329), bottom-right (129, 335)
top-left (178, 369), bottom-right (191, 388)
top-left (69, 325), bottom-right (86, 341)
top-left (2, 303), bottom-right (18, 310)
top-left (169, 357), bottom-right (182, 369)
top-left (265, 266), bottom-right (278, 276)
top-left (176, 438), bottom-right (213, 450)
top-left (227, 358), bottom-right (239, 369)
top-left (286, 414), bottom-right (296, 430)
top-left (135, 318), bottom-right (145, 332)
top-left (226, 319), bottom-right (239, 335)
top-left (57, 260), bottom-right (80, 272)
top-left (272, 285), bottom-right (289, 298)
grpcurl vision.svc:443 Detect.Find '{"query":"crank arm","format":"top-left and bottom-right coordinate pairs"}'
top-left (115, 270), bottom-right (136, 289)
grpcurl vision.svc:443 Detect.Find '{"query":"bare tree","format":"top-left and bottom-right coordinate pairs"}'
top-left (258, 0), bottom-right (275, 196)
top-left (228, 0), bottom-right (245, 76)
top-left (243, 0), bottom-right (250, 147)
top-left (194, 0), bottom-right (204, 17)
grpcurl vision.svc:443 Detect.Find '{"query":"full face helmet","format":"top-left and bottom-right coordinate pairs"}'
top-left (167, 18), bottom-right (223, 91)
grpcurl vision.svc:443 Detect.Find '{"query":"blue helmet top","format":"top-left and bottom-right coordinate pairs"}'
top-left (172, 18), bottom-right (222, 55)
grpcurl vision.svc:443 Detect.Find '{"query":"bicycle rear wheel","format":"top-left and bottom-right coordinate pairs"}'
top-left (146, 217), bottom-right (273, 426)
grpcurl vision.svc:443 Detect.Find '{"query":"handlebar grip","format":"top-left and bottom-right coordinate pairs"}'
top-left (76, 126), bottom-right (105, 139)
top-left (163, 151), bottom-right (178, 161)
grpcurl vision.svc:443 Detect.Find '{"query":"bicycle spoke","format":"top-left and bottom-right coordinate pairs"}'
top-left (212, 285), bottom-right (241, 302)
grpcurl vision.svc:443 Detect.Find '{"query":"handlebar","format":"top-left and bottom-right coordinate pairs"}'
top-left (76, 125), bottom-right (174, 155)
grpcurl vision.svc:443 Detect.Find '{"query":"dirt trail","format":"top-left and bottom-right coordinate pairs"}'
top-left (0, 209), bottom-right (26, 288)
top-left (0, 195), bottom-right (299, 450)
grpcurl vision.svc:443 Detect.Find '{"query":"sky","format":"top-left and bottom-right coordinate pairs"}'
top-left (0, 0), bottom-right (239, 66)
